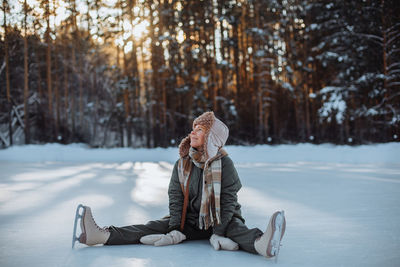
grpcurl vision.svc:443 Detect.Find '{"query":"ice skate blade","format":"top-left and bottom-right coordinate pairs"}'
top-left (274, 244), bottom-right (282, 263)
top-left (273, 210), bottom-right (284, 263)
top-left (72, 204), bottom-right (84, 249)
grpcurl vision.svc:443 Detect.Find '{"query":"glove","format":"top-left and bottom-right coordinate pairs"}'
top-left (209, 234), bottom-right (239, 251)
top-left (140, 230), bottom-right (186, 246)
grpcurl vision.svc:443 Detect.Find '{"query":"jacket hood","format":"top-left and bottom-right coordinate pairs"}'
top-left (178, 111), bottom-right (229, 160)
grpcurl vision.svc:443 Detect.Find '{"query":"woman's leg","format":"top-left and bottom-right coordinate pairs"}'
top-left (225, 217), bottom-right (263, 254)
top-left (106, 218), bottom-right (170, 245)
top-left (182, 223), bottom-right (213, 241)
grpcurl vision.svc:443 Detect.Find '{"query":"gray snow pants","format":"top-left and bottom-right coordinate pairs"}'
top-left (105, 217), bottom-right (263, 254)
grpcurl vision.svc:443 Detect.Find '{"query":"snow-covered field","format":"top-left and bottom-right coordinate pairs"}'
top-left (0, 143), bottom-right (399, 267)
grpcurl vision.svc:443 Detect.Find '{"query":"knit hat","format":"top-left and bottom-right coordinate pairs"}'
top-left (179, 111), bottom-right (229, 160)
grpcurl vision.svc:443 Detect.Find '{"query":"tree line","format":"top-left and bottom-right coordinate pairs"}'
top-left (1, 0), bottom-right (399, 148)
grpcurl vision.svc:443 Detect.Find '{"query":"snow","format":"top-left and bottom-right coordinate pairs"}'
top-left (199, 76), bottom-right (209, 83)
top-left (255, 50), bottom-right (265, 57)
top-left (0, 143), bottom-right (400, 267)
top-left (250, 28), bottom-right (264, 35)
top-left (319, 86), bottom-right (347, 124)
top-left (282, 82), bottom-right (294, 92)
top-left (366, 108), bottom-right (379, 116)
top-left (309, 23), bottom-right (318, 31)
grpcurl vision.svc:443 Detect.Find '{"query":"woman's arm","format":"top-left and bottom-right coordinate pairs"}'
top-left (213, 156), bottom-right (242, 235)
top-left (167, 160), bottom-right (184, 232)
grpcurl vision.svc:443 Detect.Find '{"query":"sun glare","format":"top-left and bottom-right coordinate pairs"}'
top-left (114, 19), bottom-right (149, 51)
top-left (132, 20), bottom-right (150, 40)
top-left (177, 29), bottom-right (185, 44)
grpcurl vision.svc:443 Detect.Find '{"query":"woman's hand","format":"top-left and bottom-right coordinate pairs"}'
top-left (140, 230), bottom-right (186, 246)
top-left (209, 234), bottom-right (239, 251)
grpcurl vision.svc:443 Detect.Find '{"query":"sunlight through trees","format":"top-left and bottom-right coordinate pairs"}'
top-left (1, 0), bottom-right (399, 147)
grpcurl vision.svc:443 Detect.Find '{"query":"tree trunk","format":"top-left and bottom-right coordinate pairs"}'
top-left (45, 0), bottom-right (52, 117)
top-left (70, 0), bottom-right (79, 135)
top-left (53, 0), bottom-right (60, 139)
top-left (71, 46), bottom-right (76, 134)
top-left (54, 42), bottom-right (60, 139)
top-left (381, 0), bottom-right (390, 138)
top-left (233, 22), bottom-right (241, 107)
top-left (304, 84), bottom-right (311, 139)
top-left (35, 44), bottom-right (43, 100)
top-left (23, 0), bottom-right (30, 144)
top-left (78, 58), bottom-right (83, 128)
top-left (122, 16), bottom-right (133, 147)
top-left (3, 0), bottom-right (11, 103)
top-left (9, 104), bottom-right (13, 146)
top-left (4, 0), bottom-right (12, 146)
top-left (217, 1), bottom-right (227, 101)
top-left (211, 11), bottom-right (218, 112)
top-left (63, 33), bottom-right (69, 137)
top-left (128, 0), bottom-right (141, 120)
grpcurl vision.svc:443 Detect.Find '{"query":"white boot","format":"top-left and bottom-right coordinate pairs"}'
top-left (79, 206), bottom-right (110, 246)
top-left (254, 210), bottom-right (286, 258)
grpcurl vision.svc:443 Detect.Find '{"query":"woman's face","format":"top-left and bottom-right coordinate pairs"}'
top-left (190, 125), bottom-right (206, 150)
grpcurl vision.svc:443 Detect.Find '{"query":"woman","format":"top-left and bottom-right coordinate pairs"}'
top-left (72, 111), bottom-right (286, 259)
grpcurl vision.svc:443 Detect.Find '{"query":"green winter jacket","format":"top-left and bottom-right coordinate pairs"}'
top-left (168, 155), bottom-right (244, 236)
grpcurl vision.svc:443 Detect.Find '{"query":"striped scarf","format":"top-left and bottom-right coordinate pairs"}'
top-left (177, 147), bottom-right (227, 230)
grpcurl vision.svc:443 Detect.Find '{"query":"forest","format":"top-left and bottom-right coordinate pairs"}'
top-left (1, 0), bottom-right (399, 148)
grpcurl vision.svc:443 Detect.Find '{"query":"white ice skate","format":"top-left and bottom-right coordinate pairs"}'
top-left (71, 204), bottom-right (110, 248)
top-left (254, 210), bottom-right (286, 263)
